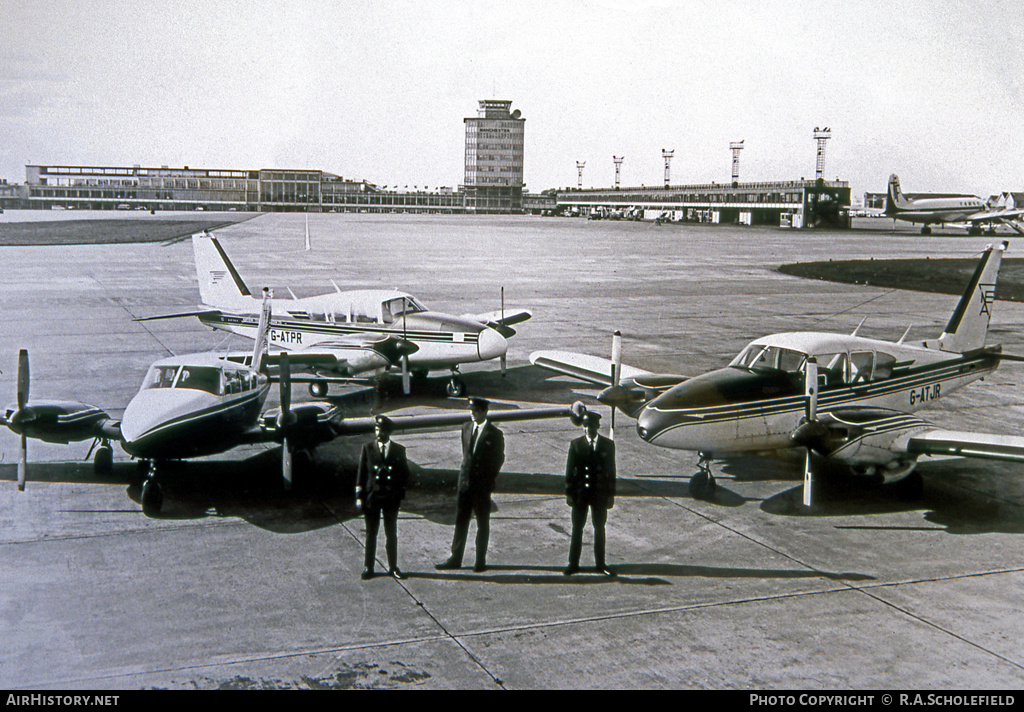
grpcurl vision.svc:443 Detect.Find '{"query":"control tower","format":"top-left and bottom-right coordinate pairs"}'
top-left (464, 100), bottom-right (525, 213)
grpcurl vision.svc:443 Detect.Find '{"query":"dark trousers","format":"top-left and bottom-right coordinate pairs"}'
top-left (364, 506), bottom-right (399, 571)
top-left (449, 491), bottom-right (490, 566)
top-left (568, 503), bottom-right (608, 568)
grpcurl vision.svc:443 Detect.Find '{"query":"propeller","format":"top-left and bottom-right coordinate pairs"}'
top-left (276, 351), bottom-right (297, 490)
top-left (790, 357), bottom-right (827, 507)
top-left (610, 331), bottom-right (622, 440)
top-left (16, 349), bottom-right (30, 491)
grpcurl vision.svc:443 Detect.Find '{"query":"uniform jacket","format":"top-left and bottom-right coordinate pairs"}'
top-left (356, 440), bottom-right (410, 511)
top-left (565, 434), bottom-right (616, 508)
top-left (457, 420), bottom-right (505, 501)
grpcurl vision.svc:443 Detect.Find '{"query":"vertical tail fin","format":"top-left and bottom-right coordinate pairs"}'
top-left (252, 288), bottom-right (272, 371)
top-left (937, 241), bottom-right (1007, 353)
top-left (191, 232), bottom-right (256, 310)
top-left (885, 174), bottom-right (905, 215)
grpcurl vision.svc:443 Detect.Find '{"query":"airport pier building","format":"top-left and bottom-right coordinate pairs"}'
top-left (552, 179), bottom-right (852, 227)
top-left (6, 165), bottom-right (470, 214)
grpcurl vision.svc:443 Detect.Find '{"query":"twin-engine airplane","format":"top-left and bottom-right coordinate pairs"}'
top-left (532, 242), bottom-right (1024, 506)
top-left (3, 292), bottom-right (583, 516)
top-left (139, 233), bottom-right (532, 398)
top-left (884, 174), bottom-right (1024, 236)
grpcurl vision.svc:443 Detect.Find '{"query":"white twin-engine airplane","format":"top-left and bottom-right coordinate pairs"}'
top-left (885, 174), bottom-right (1024, 236)
top-left (3, 292), bottom-right (581, 516)
top-left (182, 233), bottom-right (531, 397)
top-left (532, 241), bottom-right (1024, 506)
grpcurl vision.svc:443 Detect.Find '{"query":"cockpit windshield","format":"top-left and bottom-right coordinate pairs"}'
top-left (142, 365), bottom-right (224, 395)
top-left (730, 345), bottom-right (807, 374)
top-left (381, 296), bottom-right (427, 324)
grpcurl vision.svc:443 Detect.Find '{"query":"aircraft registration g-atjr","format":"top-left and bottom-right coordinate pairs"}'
top-left (884, 174), bottom-right (1024, 236)
top-left (3, 293), bottom-right (584, 516)
top-left (532, 242), bottom-right (1024, 506)
top-left (138, 233), bottom-right (532, 398)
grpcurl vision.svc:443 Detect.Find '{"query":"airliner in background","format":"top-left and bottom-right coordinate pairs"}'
top-left (883, 174), bottom-right (1024, 235)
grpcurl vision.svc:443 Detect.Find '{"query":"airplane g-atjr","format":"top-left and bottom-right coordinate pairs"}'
top-left (532, 242), bottom-right (1024, 505)
top-left (3, 292), bottom-right (584, 516)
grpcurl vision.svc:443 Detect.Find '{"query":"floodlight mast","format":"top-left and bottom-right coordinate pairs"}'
top-left (729, 141), bottom-right (744, 186)
top-left (813, 127), bottom-right (831, 180)
top-left (661, 149), bottom-right (674, 188)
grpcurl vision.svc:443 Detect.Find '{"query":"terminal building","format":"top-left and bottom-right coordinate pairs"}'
top-left (552, 180), bottom-right (851, 227)
top-left (0, 98), bottom-right (849, 225)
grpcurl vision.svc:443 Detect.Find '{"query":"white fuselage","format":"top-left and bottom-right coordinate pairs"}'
top-left (636, 334), bottom-right (998, 458)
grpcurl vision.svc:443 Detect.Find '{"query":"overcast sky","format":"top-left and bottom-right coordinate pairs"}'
top-left (3, 0), bottom-right (1022, 198)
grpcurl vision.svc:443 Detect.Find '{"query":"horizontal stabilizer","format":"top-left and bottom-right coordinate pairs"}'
top-left (134, 309), bottom-right (223, 322)
top-left (530, 350), bottom-right (654, 386)
top-left (906, 430), bottom-right (1024, 463)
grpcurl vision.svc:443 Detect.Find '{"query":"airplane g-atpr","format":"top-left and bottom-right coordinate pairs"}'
top-left (148, 233), bottom-right (532, 398)
top-left (884, 174), bottom-right (1024, 236)
top-left (4, 292), bottom-right (582, 516)
top-left (531, 242), bottom-right (1024, 505)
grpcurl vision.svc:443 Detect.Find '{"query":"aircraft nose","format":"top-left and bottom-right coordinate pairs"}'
top-left (477, 327), bottom-right (508, 361)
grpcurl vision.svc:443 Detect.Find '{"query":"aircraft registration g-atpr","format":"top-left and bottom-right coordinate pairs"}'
top-left (531, 241), bottom-right (1024, 506)
top-left (884, 174), bottom-right (1024, 236)
top-left (3, 292), bottom-right (584, 516)
top-left (139, 233), bottom-right (532, 398)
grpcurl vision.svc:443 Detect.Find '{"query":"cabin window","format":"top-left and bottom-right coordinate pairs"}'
top-left (176, 367), bottom-right (222, 395)
top-left (874, 353), bottom-right (897, 380)
top-left (849, 351), bottom-right (874, 383)
top-left (381, 296), bottom-right (427, 324)
top-left (223, 369), bottom-right (250, 394)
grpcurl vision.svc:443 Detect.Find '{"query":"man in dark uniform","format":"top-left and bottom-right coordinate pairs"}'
top-left (436, 397), bottom-right (505, 572)
top-left (564, 411), bottom-right (616, 576)
top-left (355, 415), bottom-right (410, 580)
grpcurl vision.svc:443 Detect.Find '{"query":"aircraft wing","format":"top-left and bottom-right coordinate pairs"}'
top-left (465, 309), bottom-right (532, 327)
top-left (529, 350), bottom-right (657, 386)
top-left (248, 400), bottom-right (588, 445)
top-left (904, 430), bottom-right (1024, 463)
top-left (964, 208), bottom-right (1024, 231)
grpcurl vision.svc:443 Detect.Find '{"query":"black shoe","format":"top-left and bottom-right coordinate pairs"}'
top-left (473, 562), bottom-right (487, 573)
top-left (563, 565), bottom-right (579, 576)
top-left (390, 568), bottom-right (406, 580)
top-left (361, 568), bottom-right (374, 580)
top-left (435, 559), bottom-right (461, 570)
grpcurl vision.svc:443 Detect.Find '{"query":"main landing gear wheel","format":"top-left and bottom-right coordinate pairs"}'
top-left (446, 376), bottom-right (466, 398)
top-left (921, 226), bottom-right (932, 235)
top-left (689, 454), bottom-right (717, 499)
top-left (93, 442), bottom-right (113, 476)
top-left (140, 463), bottom-right (164, 516)
top-left (894, 471), bottom-right (924, 501)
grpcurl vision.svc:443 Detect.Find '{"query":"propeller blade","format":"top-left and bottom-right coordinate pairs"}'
top-left (16, 350), bottom-right (29, 491)
top-left (401, 354), bottom-right (410, 395)
top-left (610, 331), bottom-right (622, 440)
top-left (802, 357), bottom-right (819, 508)
top-left (804, 357), bottom-right (818, 421)
top-left (802, 447), bottom-right (813, 507)
top-left (279, 351), bottom-right (291, 415)
top-left (282, 436), bottom-right (293, 491)
top-left (278, 351), bottom-right (294, 491)
top-left (18, 433), bottom-right (27, 492)
top-left (17, 349), bottom-right (29, 410)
